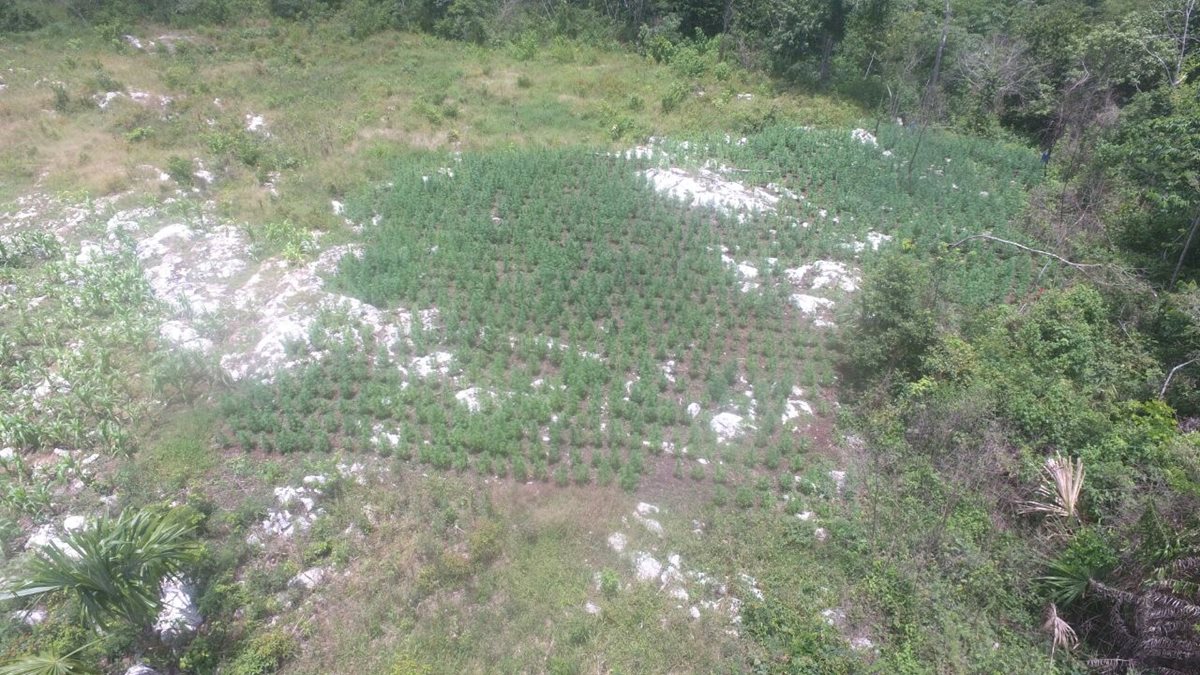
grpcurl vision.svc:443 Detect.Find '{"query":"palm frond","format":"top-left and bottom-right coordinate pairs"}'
top-left (0, 654), bottom-right (96, 675)
top-left (1169, 556), bottom-right (1200, 578)
top-left (13, 508), bottom-right (198, 631)
top-left (1088, 579), bottom-right (1137, 605)
top-left (1140, 591), bottom-right (1200, 620)
top-left (1020, 453), bottom-right (1084, 521)
top-left (1042, 603), bottom-right (1078, 657)
top-left (1085, 658), bottom-right (1128, 673)
top-left (1138, 636), bottom-right (1200, 661)
top-left (0, 641), bottom-right (99, 675)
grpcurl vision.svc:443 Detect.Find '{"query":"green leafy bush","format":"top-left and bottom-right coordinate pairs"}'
top-left (843, 253), bottom-right (937, 385)
top-left (227, 629), bottom-right (297, 675)
top-left (0, 1), bottom-right (46, 33)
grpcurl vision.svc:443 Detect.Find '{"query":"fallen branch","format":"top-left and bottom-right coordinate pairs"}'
top-left (949, 233), bottom-right (1105, 271)
top-left (1160, 358), bottom-right (1200, 399)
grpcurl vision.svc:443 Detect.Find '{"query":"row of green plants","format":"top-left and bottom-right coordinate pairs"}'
top-left (214, 127), bottom-right (1044, 497)
top-left (0, 217), bottom-right (172, 458)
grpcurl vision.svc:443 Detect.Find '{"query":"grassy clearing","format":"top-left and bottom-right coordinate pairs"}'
top-left (195, 126), bottom-right (1052, 671)
top-left (0, 22), bottom-right (858, 235)
top-left (284, 480), bottom-right (748, 674)
top-left (0, 17), bottom-right (1074, 675)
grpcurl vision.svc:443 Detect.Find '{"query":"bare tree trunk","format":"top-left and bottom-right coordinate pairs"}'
top-left (924, 0), bottom-right (952, 119)
top-left (1178, 0), bottom-right (1196, 86)
top-left (720, 0), bottom-right (735, 59)
top-left (906, 119), bottom-right (929, 185)
top-left (1161, 358), bottom-right (1200, 398)
top-left (819, 33), bottom-right (835, 83)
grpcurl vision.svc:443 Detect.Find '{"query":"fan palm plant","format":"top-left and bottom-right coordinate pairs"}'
top-left (1, 508), bottom-right (198, 632)
top-left (0, 642), bottom-right (98, 675)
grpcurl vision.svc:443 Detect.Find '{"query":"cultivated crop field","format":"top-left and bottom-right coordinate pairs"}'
top-left (0, 19), bottom-right (1065, 675)
top-left (216, 129), bottom-right (1040, 494)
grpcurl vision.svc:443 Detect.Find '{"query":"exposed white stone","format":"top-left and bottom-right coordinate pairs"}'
top-left (125, 665), bottom-right (160, 675)
top-left (822, 608), bottom-right (845, 626)
top-left (289, 566), bottom-right (327, 590)
top-left (739, 573), bottom-right (765, 601)
top-left (95, 91), bottom-right (122, 109)
top-left (275, 486), bottom-right (315, 511)
top-left (660, 360), bottom-right (677, 383)
top-left (785, 261), bottom-right (860, 293)
top-left (62, 515), bottom-right (87, 532)
top-left (244, 113), bottom-right (268, 135)
top-left (455, 387), bottom-right (495, 413)
top-left (635, 515), bottom-right (663, 536)
top-left (607, 533), bottom-right (627, 553)
top-left (411, 351), bottom-right (454, 378)
top-left (584, 601), bottom-right (601, 615)
top-left (687, 402), bottom-right (701, 418)
top-left (710, 412), bottom-right (746, 443)
top-left (850, 637), bottom-right (876, 651)
top-left (337, 462), bottom-right (367, 485)
top-left (843, 231), bottom-right (892, 254)
top-left (10, 608), bottom-right (47, 626)
top-left (851, 128), bottom-right (878, 147)
top-left (76, 240), bottom-right (105, 265)
top-left (829, 470), bottom-right (847, 494)
top-left (25, 524), bottom-right (76, 558)
top-left (634, 553), bottom-right (663, 582)
top-left (160, 320), bottom-right (213, 353)
top-left (155, 577), bottom-right (201, 646)
top-left (128, 90), bottom-right (172, 108)
top-left (254, 485), bottom-right (323, 542)
top-left (781, 398), bottom-right (814, 424)
top-left (643, 167), bottom-right (780, 218)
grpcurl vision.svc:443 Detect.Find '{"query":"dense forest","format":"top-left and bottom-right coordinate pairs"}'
top-left (2, 0), bottom-right (1199, 673)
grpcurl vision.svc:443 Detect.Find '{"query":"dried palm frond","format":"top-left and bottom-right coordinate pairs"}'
top-left (1086, 578), bottom-right (1136, 605)
top-left (1086, 658), bottom-right (1128, 673)
top-left (1168, 556), bottom-right (1200, 579)
top-left (1141, 591), bottom-right (1200, 620)
top-left (1020, 454), bottom-right (1084, 521)
top-left (1139, 636), bottom-right (1200, 661)
top-left (1042, 603), bottom-right (1078, 657)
